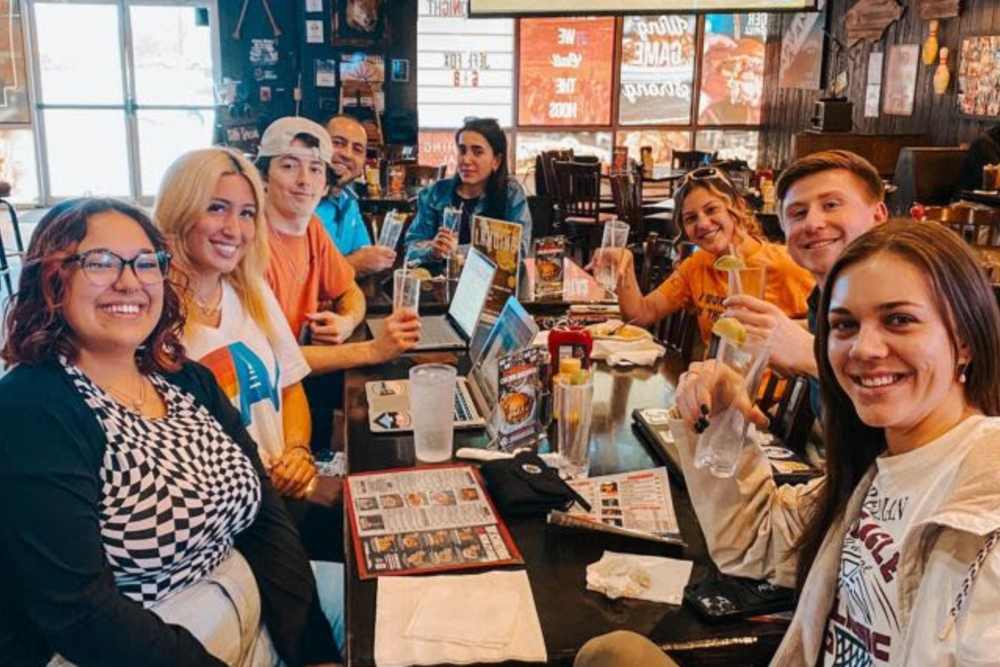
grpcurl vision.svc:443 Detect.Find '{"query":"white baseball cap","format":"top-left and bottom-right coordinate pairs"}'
top-left (257, 116), bottom-right (333, 164)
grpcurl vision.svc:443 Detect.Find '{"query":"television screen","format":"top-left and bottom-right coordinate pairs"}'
top-left (469, 0), bottom-right (817, 16)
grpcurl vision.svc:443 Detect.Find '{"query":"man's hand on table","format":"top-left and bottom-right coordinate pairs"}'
top-left (723, 295), bottom-right (816, 377)
top-left (371, 309), bottom-right (422, 362)
top-left (675, 359), bottom-right (769, 433)
top-left (306, 310), bottom-right (358, 345)
top-left (349, 245), bottom-right (397, 275)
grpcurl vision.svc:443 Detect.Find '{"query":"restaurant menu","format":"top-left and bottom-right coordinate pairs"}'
top-left (472, 215), bottom-right (523, 318)
top-left (518, 17), bottom-right (615, 126)
top-left (549, 468), bottom-right (683, 545)
top-left (346, 464), bottom-right (523, 579)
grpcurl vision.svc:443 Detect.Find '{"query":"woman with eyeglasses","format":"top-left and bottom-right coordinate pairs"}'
top-left (578, 221), bottom-right (1000, 666)
top-left (612, 166), bottom-right (814, 344)
top-left (403, 117), bottom-right (532, 271)
top-left (0, 198), bottom-right (340, 665)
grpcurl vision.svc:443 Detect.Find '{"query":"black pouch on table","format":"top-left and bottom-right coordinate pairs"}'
top-left (683, 572), bottom-right (795, 622)
top-left (480, 451), bottom-right (589, 518)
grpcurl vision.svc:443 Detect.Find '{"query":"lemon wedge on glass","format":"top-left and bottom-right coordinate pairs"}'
top-left (712, 316), bottom-right (747, 346)
top-left (713, 254), bottom-right (746, 271)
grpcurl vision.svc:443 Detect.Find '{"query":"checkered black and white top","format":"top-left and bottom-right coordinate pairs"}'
top-left (61, 360), bottom-right (262, 606)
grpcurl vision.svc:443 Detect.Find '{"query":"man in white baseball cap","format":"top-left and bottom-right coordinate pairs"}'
top-left (255, 116), bottom-right (421, 450)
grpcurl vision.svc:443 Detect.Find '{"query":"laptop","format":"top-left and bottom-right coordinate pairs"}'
top-left (365, 360), bottom-right (496, 434)
top-left (366, 247), bottom-right (497, 352)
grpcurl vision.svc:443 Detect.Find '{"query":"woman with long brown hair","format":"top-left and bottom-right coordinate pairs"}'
top-left (612, 166), bottom-right (814, 344)
top-left (0, 198), bottom-right (340, 666)
top-left (577, 220), bottom-right (1000, 666)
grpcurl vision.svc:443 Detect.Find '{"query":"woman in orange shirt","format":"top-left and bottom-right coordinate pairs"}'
top-left (613, 167), bottom-right (814, 344)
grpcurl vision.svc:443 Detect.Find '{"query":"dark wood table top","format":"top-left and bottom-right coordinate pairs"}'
top-left (343, 353), bottom-right (787, 667)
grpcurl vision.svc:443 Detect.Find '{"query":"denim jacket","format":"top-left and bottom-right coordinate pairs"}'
top-left (403, 177), bottom-right (532, 270)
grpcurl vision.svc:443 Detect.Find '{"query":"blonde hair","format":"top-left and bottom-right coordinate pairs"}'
top-left (153, 147), bottom-right (275, 339)
top-left (675, 178), bottom-right (762, 242)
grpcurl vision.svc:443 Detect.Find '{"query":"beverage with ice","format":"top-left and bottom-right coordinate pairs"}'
top-left (409, 364), bottom-right (457, 462)
top-left (694, 318), bottom-right (770, 478)
top-left (555, 373), bottom-right (594, 478)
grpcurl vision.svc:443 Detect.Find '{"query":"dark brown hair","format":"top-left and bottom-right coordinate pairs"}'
top-left (776, 150), bottom-right (884, 205)
top-left (796, 220), bottom-right (1000, 588)
top-left (1, 197), bottom-right (186, 373)
top-left (255, 131), bottom-right (337, 187)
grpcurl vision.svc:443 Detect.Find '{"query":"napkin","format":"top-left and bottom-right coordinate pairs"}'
top-left (586, 551), bottom-right (693, 605)
top-left (591, 338), bottom-right (666, 367)
top-left (374, 570), bottom-right (547, 667)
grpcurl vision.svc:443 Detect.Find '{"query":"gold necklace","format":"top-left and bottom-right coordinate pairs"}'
top-left (192, 281), bottom-right (223, 317)
top-left (104, 375), bottom-right (148, 412)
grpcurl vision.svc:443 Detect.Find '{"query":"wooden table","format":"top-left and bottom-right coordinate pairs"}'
top-left (342, 354), bottom-right (788, 666)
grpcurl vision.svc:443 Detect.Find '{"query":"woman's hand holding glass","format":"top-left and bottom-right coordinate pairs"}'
top-left (430, 228), bottom-right (459, 260)
top-left (675, 359), bottom-right (769, 434)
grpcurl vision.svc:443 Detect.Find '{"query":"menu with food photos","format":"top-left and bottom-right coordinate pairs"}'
top-left (533, 236), bottom-right (565, 299)
top-left (472, 215), bottom-right (523, 319)
top-left (496, 347), bottom-right (546, 451)
top-left (548, 468), bottom-right (684, 545)
top-left (346, 464), bottom-right (523, 578)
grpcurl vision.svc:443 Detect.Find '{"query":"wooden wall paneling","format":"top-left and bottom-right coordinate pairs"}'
top-left (762, 0), bottom-right (1000, 170)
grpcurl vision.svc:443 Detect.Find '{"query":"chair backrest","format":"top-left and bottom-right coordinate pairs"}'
top-left (539, 149), bottom-right (572, 201)
top-left (672, 150), bottom-right (715, 171)
top-left (635, 232), bottom-right (673, 293)
top-left (609, 172), bottom-right (643, 235)
top-left (553, 160), bottom-right (603, 220)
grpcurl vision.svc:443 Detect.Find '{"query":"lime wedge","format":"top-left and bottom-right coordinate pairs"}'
top-left (712, 317), bottom-right (747, 346)
top-left (713, 254), bottom-right (746, 271)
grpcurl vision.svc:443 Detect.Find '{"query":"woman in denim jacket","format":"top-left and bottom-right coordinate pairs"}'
top-left (403, 118), bottom-right (531, 272)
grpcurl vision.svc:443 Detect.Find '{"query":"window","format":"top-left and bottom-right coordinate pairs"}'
top-left (418, 11), bottom-right (769, 178)
top-left (27, 0), bottom-right (219, 204)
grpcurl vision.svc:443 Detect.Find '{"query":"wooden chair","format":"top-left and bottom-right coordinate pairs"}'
top-left (0, 181), bottom-right (25, 299)
top-left (539, 149), bottom-right (573, 232)
top-left (610, 171), bottom-right (678, 243)
top-left (553, 159), bottom-right (616, 264)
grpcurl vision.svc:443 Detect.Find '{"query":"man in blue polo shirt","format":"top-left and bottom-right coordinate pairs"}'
top-left (315, 114), bottom-right (396, 275)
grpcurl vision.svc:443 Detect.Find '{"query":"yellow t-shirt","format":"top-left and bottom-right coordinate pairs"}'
top-left (654, 241), bottom-right (814, 343)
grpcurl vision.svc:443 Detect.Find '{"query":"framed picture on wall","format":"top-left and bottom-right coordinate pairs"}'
top-left (882, 44), bottom-right (918, 116)
top-left (957, 35), bottom-right (1000, 117)
top-left (333, 0), bottom-right (385, 44)
top-left (778, 0), bottom-right (827, 90)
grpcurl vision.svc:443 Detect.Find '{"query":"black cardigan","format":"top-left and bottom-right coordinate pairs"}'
top-left (0, 360), bottom-right (338, 667)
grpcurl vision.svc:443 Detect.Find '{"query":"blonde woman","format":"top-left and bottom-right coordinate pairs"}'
top-left (154, 148), bottom-right (345, 653)
top-left (612, 167), bottom-right (814, 344)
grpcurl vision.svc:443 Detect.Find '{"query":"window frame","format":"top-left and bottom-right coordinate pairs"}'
top-left (24, 0), bottom-right (222, 206)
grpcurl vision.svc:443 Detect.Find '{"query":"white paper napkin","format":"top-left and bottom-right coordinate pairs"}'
top-left (375, 570), bottom-right (547, 667)
top-left (586, 551), bottom-right (693, 605)
top-left (591, 338), bottom-right (666, 367)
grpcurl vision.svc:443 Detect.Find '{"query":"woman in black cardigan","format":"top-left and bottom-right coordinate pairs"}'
top-left (0, 198), bottom-right (340, 666)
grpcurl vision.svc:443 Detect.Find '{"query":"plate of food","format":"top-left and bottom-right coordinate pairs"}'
top-left (587, 319), bottom-right (652, 342)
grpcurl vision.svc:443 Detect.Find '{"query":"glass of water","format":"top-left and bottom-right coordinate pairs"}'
top-left (594, 219), bottom-right (630, 294)
top-left (409, 364), bottom-right (457, 463)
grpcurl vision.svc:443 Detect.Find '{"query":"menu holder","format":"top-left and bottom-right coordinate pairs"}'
top-left (472, 215), bottom-right (523, 319)
top-left (533, 236), bottom-right (565, 299)
top-left (495, 347), bottom-right (546, 452)
top-left (346, 464), bottom-right (524, 579)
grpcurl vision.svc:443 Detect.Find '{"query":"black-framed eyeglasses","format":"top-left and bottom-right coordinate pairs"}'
top-left (65, 249), bottom-right (171, 287)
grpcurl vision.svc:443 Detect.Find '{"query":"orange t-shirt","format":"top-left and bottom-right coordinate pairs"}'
top-left (266, 215), bottom-right (356, 338)
top-left (654, 241), bottom-right (814, 343)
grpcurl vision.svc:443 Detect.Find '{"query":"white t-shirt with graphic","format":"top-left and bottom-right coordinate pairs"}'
top-left (821, 416), bottom-right (983, 666)
top-left (183, 280), bottom-right (311, 468)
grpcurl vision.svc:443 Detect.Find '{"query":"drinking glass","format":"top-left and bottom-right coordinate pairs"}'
top-left (441, 206), bottom-right (463, 273)
top-left (693, 339), bottom-right (771, 478)
top-left (378, 210), bottom-right (404, 249)
top-left (393, 268), bottom-right (421, 314)
top-left (730, 266), bottom-right (767, 299)
top-left (409, 364), bottom-right (457, 463)
top-left (595, 220), bottom-right (630, 294)
top-left (555, 378), bottom-right (595, 478)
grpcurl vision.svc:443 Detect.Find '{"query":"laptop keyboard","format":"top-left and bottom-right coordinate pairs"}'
top-left (422, 317), bottom-right (460, 346)
top-left (454, 386), bottom-right (474, 422)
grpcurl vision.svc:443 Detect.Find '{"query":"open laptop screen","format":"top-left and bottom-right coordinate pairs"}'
top-left (448, 247), bottom-right (496, 339)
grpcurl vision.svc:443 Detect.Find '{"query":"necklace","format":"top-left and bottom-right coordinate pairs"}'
top-left (104, 375), bottom-right (148, 412)
top-left (192, 281), bottom-right (223, 317)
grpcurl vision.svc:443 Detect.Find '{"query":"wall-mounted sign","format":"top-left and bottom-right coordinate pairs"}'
top-left (845, 0), bottom-right (904, 46)
top-left (778, 0), bottom-right (826, 90)
top-left (618, 15), bottom-right (696, 125)
top-left (417, 0), bottom-right (514, 128)
top-left (470, 0), bottom-right (817, 15)
top-left (518, 17), bottom-right (615, 126)
top-left (698, 13), bottom-right (768, 126)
